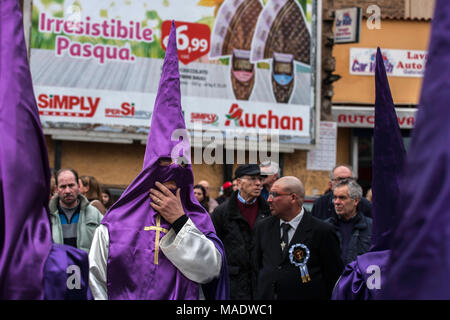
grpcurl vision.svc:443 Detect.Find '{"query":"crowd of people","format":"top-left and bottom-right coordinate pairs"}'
top-left (47, 160), bottom-right (374, 300)
top-left (50, 173), bottom-right (114, 215)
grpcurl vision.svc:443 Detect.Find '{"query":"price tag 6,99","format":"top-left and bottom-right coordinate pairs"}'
top-left (161, 20), bottom-right (211, 65)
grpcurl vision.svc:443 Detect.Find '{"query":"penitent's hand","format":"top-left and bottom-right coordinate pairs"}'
top-left (149, 181), bottom-right (185, 224)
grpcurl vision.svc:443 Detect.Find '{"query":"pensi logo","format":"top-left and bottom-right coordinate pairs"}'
top-left (105, 102), bottom-right (135, 118)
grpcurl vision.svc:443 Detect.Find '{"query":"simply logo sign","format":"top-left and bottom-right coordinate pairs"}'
top-left (37, 93), bottom-right (100, 117)
top-left (190, 112), bottom-right (219, 125)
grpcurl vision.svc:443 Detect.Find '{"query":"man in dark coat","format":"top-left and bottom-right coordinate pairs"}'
top-left (254, 176), bottom-right (343, 300)
top-left (325, 179), bottom-right (372, 265)
top-left (212, 164), bottom-right (271, 300)
top-left (311, 165), bottom-right (372, 220)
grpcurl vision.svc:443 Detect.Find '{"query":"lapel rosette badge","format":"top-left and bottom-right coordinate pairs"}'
top-left (289, 243), bottom-right (311, 283)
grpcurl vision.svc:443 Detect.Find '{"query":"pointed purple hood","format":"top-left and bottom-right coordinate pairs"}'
top-left (0, 0), bottom-right (52, 299)
top-left (384, 0), bottom-right (450, 299)
top-left (331, 48), bottom-right (407, 300)
top-left (101, 21), bottom-right (228, 299)
top-left (143, 20), bottom-right (186, 168)
top-left (370, 47), bottom-right (406, 252)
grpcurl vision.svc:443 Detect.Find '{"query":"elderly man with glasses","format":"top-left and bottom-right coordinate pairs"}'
top-left (211, 164), bottom-right (271, 300)
top-left (253, 176), bottom-right (343, 299)
top-left (311, 165), bottom-right (372, 220)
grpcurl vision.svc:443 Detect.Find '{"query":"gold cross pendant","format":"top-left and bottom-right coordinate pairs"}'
top-left (144, 215), bottom-right (169, 265)
top-left (280, 241), bottom-right (286, 251)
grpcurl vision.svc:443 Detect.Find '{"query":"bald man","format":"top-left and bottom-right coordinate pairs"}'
top-left (253, 176), bottom-right (343, 299)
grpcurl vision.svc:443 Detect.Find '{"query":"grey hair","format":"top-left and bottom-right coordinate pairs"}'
top-left (260, 161), bottom-right (280, 177)
top-left (329, 164), bottom-right (354, 180)
top-left (333, 179), bottom-right (362, 200)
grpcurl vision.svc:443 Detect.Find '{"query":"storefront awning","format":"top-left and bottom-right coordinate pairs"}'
top-left (332, 105), bottom-right (417, 129)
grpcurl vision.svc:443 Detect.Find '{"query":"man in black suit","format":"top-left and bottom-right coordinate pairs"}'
top-left (254, 176), bottom-right (343, 299)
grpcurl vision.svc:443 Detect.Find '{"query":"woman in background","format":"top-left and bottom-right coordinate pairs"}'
top-left (79, 175), bottom-right (107, 215)
top-left (101, 188), bottom-right (114, 211)
top-left (193, 184), bottom-right (210, 214)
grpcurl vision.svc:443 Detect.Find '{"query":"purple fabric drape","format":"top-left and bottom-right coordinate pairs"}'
top-left (44, 244), bottom-right (92, 300)
top-left (332, 47), bottom-right (406, 300)
top-left (0, 0), bottom-right (91, 299)
top-left (383, 0), bottom-right (450, 299)
top-left (332, 250), bottom-right (390, 300)
top-left (370, 47), bottom-right (407, 252)
top-left (0, 0), bottom-right (53, 299)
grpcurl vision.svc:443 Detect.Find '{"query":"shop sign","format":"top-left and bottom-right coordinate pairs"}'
top-left (350, 48), bottom-right (428, 77)
top-left (332, 106), bottom-right (417, 129)
top-left (334, 8), bottom-right (362, 44)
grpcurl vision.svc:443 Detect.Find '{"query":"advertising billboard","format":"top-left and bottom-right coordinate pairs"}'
top-left (30, 0), bottom-right (321, 149)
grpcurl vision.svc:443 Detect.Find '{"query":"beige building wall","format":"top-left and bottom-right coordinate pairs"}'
top-left (46, 138), bottom-right (145, 187)
top-left (46, 138), bottom-right (227, 198)
top-left (333, 19), bottom-right (431, 105)
top-left (283, 127), bottom-right (351, 196)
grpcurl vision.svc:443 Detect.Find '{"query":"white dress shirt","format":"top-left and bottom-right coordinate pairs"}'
top-left (279, 207), bottom-right (305, 244)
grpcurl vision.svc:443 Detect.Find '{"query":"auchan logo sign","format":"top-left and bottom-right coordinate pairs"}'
top-left (224, 103), bottom-right (303, 131)
top-left (37, 94), bottom-right (100, 117)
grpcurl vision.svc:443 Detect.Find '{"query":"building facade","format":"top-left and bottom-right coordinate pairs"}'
top-left (331, 0), bottom-right (433, 193)
top-left (23, 0), bottom-right (433, 198)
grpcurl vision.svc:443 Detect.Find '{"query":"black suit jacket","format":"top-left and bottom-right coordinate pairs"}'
top-left (253, 211), bottom-right (344, 300)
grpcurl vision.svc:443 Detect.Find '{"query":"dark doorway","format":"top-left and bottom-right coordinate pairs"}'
top-left (354, 128), bottom-right (411, 196)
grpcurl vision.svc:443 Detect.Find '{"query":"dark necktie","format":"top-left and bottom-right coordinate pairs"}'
top-left (280, 223), bottom-right (290, 253)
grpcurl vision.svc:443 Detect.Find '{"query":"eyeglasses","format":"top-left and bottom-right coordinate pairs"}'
top-left (241, 176), bottom-right (263, 182)
top-left (332, 177), bottom-right (354, 182)
top-left (268, 191), bottom-right (293, 198)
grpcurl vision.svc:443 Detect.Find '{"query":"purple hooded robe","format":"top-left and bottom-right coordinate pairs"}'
top-left (332, 47), bottom-right (406, 300)
top-left (382, 0), bottom-right (450, 299)
top-left (100, 21), bottom-right (229, 300)
top-left (0, 0), bottom-right (90, 300)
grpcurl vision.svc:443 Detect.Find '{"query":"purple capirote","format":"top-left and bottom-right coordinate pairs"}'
top-left (383, 0), bottom-right (450, 299)
top-left (0, 0), bottom-right (90, 300)
top-left (101, 21), bottom-right (229, 300)
top-left (332, 47), bottom-right (406, 300)
top-left (0, 0), bottom-right (52, 299)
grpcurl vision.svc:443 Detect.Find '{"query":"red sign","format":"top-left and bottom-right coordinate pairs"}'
top-left (191, 112), bottom-right (218, 124)
top-left (224, 103), bottom-right (304, 131)
top-left (105, 102), bottom-right (135, 118)
top-left (332, 106), bottom-right (417, 129)
top-left (37, 94), bottom-right (99, 117)
top-left (161, 20), bottom-right (210, 65)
